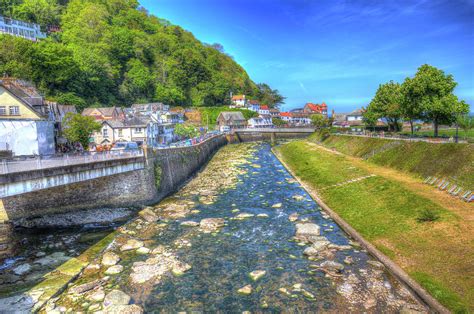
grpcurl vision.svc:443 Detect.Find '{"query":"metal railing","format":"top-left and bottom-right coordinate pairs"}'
top-left (333, 132), bottom-right (467, 144)
top-left (236, 127), bottom-right (315, 133)
top-left (0, 149), bottom-right (144, 175)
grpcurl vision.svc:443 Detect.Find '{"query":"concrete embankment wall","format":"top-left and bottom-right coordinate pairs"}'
top-left (0, 136), bottom-right (227, 223)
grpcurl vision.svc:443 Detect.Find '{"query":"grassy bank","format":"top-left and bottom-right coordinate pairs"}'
top-left (313, 134), bottom-right (474, 189)
top-left (399, 128), bottom-right (474, 141)
top-left (276, 140), bottom-right (473, 313)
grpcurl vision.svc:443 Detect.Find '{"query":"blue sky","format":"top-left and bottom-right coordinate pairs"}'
top-left (141, 0), bottom-right (474, 112)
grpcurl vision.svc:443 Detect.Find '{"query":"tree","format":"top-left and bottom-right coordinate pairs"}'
top-left (272, 117), bottom-right (286, 127)
top-left (362, 109), bottom-right (378, 132)
top-left (256, 83), bottom-right (285, 108)
top-left (402, 64), bottom-right (468, 137)
top-left (457, 113), bottom-right (474, 140)
top-left (365, 81), bottom-right (402, 131)
top-left (174, 123), bottom-right (199, 139)
top-left (400, 77), bottom-right (424, 135)
top-left (310, 114), bottom-right (330, 131)
top-left (62, 113), bottom-right (101, 149)
top-left (14, 0), bottom-right (60, 27)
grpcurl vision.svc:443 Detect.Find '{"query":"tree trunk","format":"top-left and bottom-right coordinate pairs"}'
top-left (433, 119), bottom-right (439, 137)
top-left (410, 120), bottom-right (414, 136)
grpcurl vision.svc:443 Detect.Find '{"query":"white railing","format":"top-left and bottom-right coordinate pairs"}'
top-left (236, 127), bottom-right (315, 133)
top-left (0, 149), bottom-right (144, 175)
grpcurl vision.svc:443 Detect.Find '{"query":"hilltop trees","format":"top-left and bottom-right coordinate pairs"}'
top-left (0, 0), bottom-right (278, 108)
top-left (364, 64), bottom-right (470, 136)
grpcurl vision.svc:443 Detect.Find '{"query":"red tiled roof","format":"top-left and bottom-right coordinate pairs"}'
top-left (280, 112), bottom-right (292, 117)
top-left (305, 102), bottom-right (327, 112)
top-left (232, 95), bottom-right (245, 101)
top-left (260, 105), bottom-right (269, 110)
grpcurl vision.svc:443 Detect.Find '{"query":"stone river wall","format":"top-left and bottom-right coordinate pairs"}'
top-left (0, 135), bottom-right (227, 223)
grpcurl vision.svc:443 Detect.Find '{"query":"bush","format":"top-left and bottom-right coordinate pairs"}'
top-left (417, 209), bottom-right (440, 223)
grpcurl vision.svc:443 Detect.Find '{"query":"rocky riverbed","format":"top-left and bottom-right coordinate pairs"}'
top-left (2, 143), bottom-right (428, 312)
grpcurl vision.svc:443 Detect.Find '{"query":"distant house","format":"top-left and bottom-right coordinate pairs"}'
top-left (303, 102), bottom-right (328, 116)
top-left (332, 109), bottom-right (365, 127)
top-left (258, 105), bottom-right (270, 115)
top-left (269, 108), bottom-right (280, 117)
top-left (248, 116), bottom-right (273, 128)
top-left (279, 112), bottom-right (311, 126)
top-left (231, 95), bottom-right (247, 108)
top-left (82, 107), bottom-right (125, 121)
top-left (346, 109), bottom-right (364, 123)
top-left (131, 103), bottom-right (169, 115)
top-left (0, 78), bottom-right (55, 156)
top-left (216, 112), bottom-right (246, 130)
top-left (0, 15), bottom-right (46, 41)
top-left (92, 116), bottom-right (150, 146)
top-left (247, 100), bottom-right (260, 112)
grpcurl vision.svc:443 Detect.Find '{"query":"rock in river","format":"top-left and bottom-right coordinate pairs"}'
top-left (199, 218), bottom-right (225, 233)
top-left (12, 263), bottom-right (31, 276)
top-left (271, 203), bottom-right (282, 208)
top-left (103, 289), bottom-right (131, 307)
top-left (295, 223), bottom-right (320, 242)
top-left (237, 285), bottom-right (253, 295)
top-left (104, 304), bottom-right (143, 314)
top-left (234, 213), bottom-right (254, 220)
top-left (288, 213), bottom-right (299, 222)
top-left (102, 252), bottom-right (120, 266)
top-left (138, 207), bottom-right (159, 222)
top-left (320, 261), bottom-right (345, 273)
top-left (105, 265), bottom-right (124, 275)
top-left (120, 239), bottom-right (144, 251)
top-left (181, 221), bottom-right (199, 227)
top-left (249, 270), bottom-right (266, 281)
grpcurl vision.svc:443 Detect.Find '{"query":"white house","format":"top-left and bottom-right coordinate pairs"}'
top-left (258, 105), bottom-right (270, 115)
top-left (93, 117), bottom-right (149, 146)
top-left (346, 109), bottom-right (364, 123)
top-left (231, 95), bottom-right (247, 108)
top-left (0, 15), bottom-right (46, 41)
top-left (248, 116), bottom-right (273, 128)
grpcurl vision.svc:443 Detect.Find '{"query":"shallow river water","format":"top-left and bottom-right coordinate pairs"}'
top-left (2, 143), bottom-right (427, 313)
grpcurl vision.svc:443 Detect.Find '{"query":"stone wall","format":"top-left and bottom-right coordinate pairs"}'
top-left (0, 136), bottom-right (227, 223)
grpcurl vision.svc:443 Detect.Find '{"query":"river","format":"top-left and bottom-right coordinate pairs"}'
top-left (0, 143), bottom-right (426, 312)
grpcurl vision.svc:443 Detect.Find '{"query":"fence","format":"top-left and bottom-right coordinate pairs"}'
top-left (0, 149), bottom-right (144, 175)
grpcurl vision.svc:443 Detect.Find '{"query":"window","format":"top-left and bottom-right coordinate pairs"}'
top-left (118, 129), bottom-right (123, 137)
top-left (9, 106), bottom-right (20, 115)
top-left (103, 128), bottom-right (108, 137)
top-left (0, 106), bottom-right (6, 115)
top-left (135, 128), bottom-right (142, 133)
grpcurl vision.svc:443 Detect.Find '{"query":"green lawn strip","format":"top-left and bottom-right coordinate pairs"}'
top-left (410, 272), bottom-right (469, 314)
top-left (276, 140), bottom-right (470, 312)
top-left (399, 129), bottom-right (474, 140)
top-left (311, 134), bottom-right (474, 189)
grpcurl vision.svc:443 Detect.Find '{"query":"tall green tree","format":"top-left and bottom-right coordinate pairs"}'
top-left (402, 64), bottom-right (468, 136)
top-left (256, 83), bottom-right (285, 108)
top-left (62, 113), bottom-right (101, 149)
top-left (365, 81), bottom-right (403, 131)
top-left (457, 113), bottom-right (474, 140)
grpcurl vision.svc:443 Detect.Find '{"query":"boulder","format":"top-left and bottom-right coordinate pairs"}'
top-left (234, 213), bottom-right (254, 220)
top-left (105, 265), bottom-right (124, 275)
top-left (271, 203), bottom-right (282, 208)
top-left (102, 252), bottom-right (120, 266)
top-left (237, 285), bottom-right (252, 295)
top-left (12, 263), bottom-right (31, 276)
top-left (295, 223), bottom-right (320, 242)
top-left (288, 213), bottom-right (299, 222)
top-left (104, 304), bottom-right (143, 314)
top-left (136, 247), bottom-right (150, 255)
top-left (103, 290), bottom-right (131, 307)
top-left (120, 239), bottom-right (144, 251)
top-left (138, 207), bottom-right (159, 223)
top-left (256, 213), bottom-right (269, 218)
top-left (180, 221), bottom-right (199, 227)
top-left (320, 261), bottom-right (344, 273)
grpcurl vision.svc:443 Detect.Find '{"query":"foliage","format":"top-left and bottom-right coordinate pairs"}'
top-left (255, 83), bottom-right (285, 108)
top-left (62, 112), bottom-right (101, 148)
top-left (271, 117), bottom-right (286, 127)
top-left (401, 65), bottom-right (469, 136)
top-left (0, 0), bottom-right (281, 108)
top-left (417, 208), bottom-right (440, 223)
top-left (310, 114), bottom-right (330, 131)
top-left (457, 114), bottom-right (474, 140)
top-left (174, 123), bottom-right (199, 138)
top-left (365, 81), bottom-right (402, 131)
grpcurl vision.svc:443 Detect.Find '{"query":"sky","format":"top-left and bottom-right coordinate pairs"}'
top-left (141, 0), bottom-right (474, 112)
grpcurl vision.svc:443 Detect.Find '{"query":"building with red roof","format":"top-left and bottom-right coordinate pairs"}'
top-left (303, 102), bottom-right (328, 116)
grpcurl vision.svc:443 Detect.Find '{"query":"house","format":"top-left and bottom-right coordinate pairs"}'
top-left (247, 100), bottom-right (260, 112)
top-left (279, 112), bottom-right (311, 126)
top-left (332, 109), bottom-right (365, 127)
top-left (82, 107), bottom-right (125, 121)
top-left (346, 109), bottom-right (364, 123)
top-left (269, 108), bottom-right (280, 117)
top-left (258, 105), bottom-right (270, 115)
top-left (0, 78), bottom-right (55, 156)
top-left (304, 102), bottom-right (328, 116)
top-left (131, 103), bottom-right (169, 115)
top-left (0, 15), bottom-right (46, 41)
top-left (92, 116), bottom-right (149, 146)
top-left (147, 119), bottom-right (176, 146)
top-left (216, 112), bottom-right (247, 130)
top-left (248, 116), bottom-right (273, 128)
top-left (231, 95), bottom-right (247, 108)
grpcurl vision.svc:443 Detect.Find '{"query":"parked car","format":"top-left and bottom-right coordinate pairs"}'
top-left (220, 126), bottom-right (231, 133)
top-left (111, 142), bottom-right (139, 153)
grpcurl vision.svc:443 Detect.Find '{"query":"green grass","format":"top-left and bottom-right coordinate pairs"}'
top-left (410, 272), bottom-right (469, 314)
top-left (312, 134), bottom-right (474, 189)
top-left (276, 140), bottom-right (472, 312)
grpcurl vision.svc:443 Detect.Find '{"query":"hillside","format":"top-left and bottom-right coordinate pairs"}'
top-left (312, 134), bottom-right (474, 189)
top-left (0, 0), bottom-right (261, 110)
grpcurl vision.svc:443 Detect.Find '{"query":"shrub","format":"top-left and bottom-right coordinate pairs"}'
top-left (417, 209), bottom-right (440, 223)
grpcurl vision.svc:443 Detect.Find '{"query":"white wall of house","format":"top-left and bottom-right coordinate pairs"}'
top-left (0, 120), bottom-right (55, 156)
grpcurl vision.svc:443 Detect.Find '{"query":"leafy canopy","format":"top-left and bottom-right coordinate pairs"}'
top-left (62, 113), bottom-right (101, 148)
